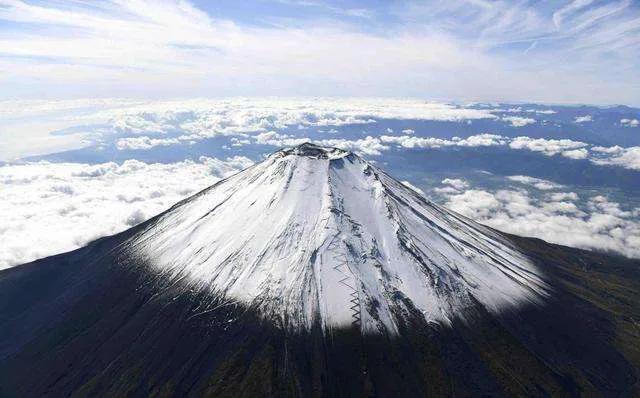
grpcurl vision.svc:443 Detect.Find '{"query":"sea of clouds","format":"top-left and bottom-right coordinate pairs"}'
top-left (0, 156), bottom-right (252, 269)
top-left (2, 98), bottom-right (639, 168)
top-left (435, 177), bottom-right (640, 259)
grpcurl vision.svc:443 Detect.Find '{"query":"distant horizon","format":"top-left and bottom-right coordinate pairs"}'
top-left (2, 96), bottom-right (639, 108)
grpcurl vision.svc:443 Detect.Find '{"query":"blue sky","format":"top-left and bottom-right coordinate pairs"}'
top-left (0, 0), bottom-right (639, 104)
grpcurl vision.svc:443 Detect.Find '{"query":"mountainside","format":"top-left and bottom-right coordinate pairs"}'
top-left (1, 143), bottom-right (639, 397)
top-left (125, 143), bottom-right (547, 333)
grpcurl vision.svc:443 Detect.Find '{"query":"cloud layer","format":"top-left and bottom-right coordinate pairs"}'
top-left (0, 156), bottom-right (252, 269)
top-left (96, 100), bottom-right (640, 171)
top-left (436, 178), bottom-right (640, 258)
top-left (3, 98), bottom-right (638, 172)
top-left (0, 1), bottom-right (638, 103)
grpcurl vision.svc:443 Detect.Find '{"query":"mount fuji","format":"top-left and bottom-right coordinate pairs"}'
top-left (1, 143), bottom-right (639, 396)
top-left (126, 143), bottom-right (547, 333)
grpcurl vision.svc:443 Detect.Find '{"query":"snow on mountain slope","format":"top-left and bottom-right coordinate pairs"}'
top-left (124, 143), bottom-right (549, 334)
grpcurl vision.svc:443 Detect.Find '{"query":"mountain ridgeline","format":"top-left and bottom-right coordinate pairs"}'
top-left (0, 143), bottom-right (639, 397)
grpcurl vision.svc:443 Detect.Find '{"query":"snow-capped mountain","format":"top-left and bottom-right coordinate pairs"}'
top-left (1, 143), bottom-right (638, 397)
top-left (125, 143), bottom-right (547, 333)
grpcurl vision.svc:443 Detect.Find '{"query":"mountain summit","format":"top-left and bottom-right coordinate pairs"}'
top-left (1, 143), bottom-right (639, 396)
top-left (126, 143), bottom-right (546, 333)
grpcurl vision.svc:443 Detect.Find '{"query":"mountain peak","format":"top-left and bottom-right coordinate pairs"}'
top-left (277, 142), bottom-right (350, 160)
top-left (125, 146), bottom-right (549, 334)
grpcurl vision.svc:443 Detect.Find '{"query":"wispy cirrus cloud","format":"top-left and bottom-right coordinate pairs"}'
top-left (0, 0), bottom-right (638, 103)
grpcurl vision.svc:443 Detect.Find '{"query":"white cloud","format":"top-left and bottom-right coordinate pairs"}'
top-left (541, 201), bottom-right (584, 216)
top-left (561, 148), bottom-right (589, 159)
top-left (0, 0), bottom-right (498, 100)
top-left (69, 101), bottom-right (640, 173)
top-left (245, 121), bottom-right (638, 170)
top-left (500, 107), bottom-right (556, 115)
top-left (445, 188), bottom-right (640, 258)
top-left (548, 192), bottom-right (579, 201)
top-left (2, 98), bottom-right (638, 175)
top-left (591, 145), bottom-right (624, 154)
top-left (435, 178), bottom-right (470, 194)
top-left (509, 136), bottom-right (588, 156)
top-left (574, 115), bottom-right (593, 123)
top-left (590, 145), bottom-right (640, 170)
top-left (99, 98), bottom-right (500, 130)
top-left (318, 136), bottom-right (389, 156)
top-left (0, 0), bottom-right (638, 104)
top-left (0, 98), bottom-right (144, 119)
top-left (506, 175), bottom-right (564, 190)
top-left (621, 118), bottom-right (639, 127)
top-left (441, 178), bottom-right (469, 190)
top-left (101, 103), bottom-right (638, 171)
top-left (553, 0), bottom-right (595, 29)
top-left (254, 129), bottom-right (640, 173)
top-left (457, 134), bottom-right (508, 147)
top-left (116, 136), bottom-right (180, 150)
top-left (253, 131), bottom-right (389, 156)
top-left (254, 131), bottom-right (304, 146)
top-left (380, 133), bottom-right (505, 149)
top-left (0, 98), bottom-right (499, 160)
top-left (433, 186), bottom-right (461, 194)
top-left (502, 116), bottom-right (536, 127)
top-left (380, 135), bottom-right (451, 149)
top-left (0, 156), bottom-right (252, 269)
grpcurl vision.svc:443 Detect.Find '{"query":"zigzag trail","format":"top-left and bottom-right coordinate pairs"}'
top-left (327, 237), bottom-right (361, 328)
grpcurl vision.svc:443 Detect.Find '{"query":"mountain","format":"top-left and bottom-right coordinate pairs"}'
top-left (125, 143), bottom-right (547, 333)
top-left (1, 143), bottom-right (639, 397)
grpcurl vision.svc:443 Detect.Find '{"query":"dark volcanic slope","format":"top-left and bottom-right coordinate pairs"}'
top-left (0, 225), bottom-right (639, 397)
